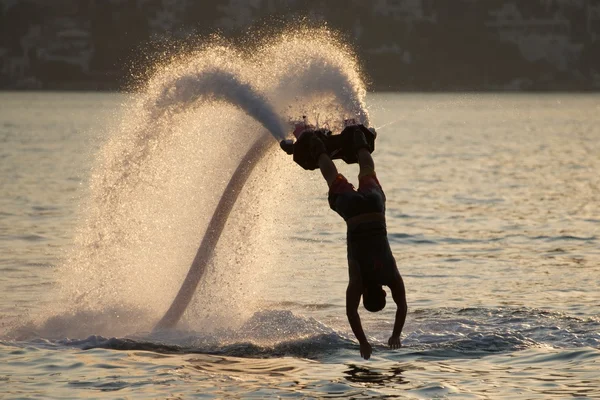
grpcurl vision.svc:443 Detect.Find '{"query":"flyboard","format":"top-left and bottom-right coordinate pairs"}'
top-left (153, 118), bottom-right (376, 331)
top-left (280, 117), bottom-right (377, 170)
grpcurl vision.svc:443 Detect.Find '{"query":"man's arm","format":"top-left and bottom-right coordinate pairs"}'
top-left (346, 276), bottom-right (372, 360)
top-left (388, 272), bottom-right (408, 349)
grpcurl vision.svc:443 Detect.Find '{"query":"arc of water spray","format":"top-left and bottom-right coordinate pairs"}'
top-left (148, 65), bottom-right (289, 331)
top-left (155, 69), bottom-right (287, 141)
top-left (152, 47), bottom-right (370, 331)
top-left (153, 133), bottom-right (274, 331)
top-left (275, 59), bottom-right (369, 127)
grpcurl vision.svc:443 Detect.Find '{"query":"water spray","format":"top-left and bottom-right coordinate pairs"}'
top-left (153, 68), bottom-right (287, 141)
top-left (51, 28), bottom-right (371, 337)
top-left (154, 133), bottom-right (273, 331)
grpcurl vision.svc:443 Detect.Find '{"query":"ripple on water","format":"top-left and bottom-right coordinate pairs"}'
top-left (1, 306), bottom-right (600, 398)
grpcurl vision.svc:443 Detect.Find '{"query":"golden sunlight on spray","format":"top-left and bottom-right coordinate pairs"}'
top-left (40, 27), bottom-right (371, 338)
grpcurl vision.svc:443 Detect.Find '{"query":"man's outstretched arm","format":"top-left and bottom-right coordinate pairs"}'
top-left (388, 273), bottom-right (408, 349)
top-left (346, 278), bottom-right (372, 360)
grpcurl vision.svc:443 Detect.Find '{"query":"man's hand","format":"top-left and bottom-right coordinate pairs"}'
top-left (388, 335), bottom-right (402, 349)
top-left (347, 280), bottom-right (371, 360)
top-left (360, 341), bottom-right (372, 360)
top-left (389, 273), bottom-right (407, 351)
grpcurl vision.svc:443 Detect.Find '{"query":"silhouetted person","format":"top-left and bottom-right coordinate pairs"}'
top-left (310, 128), bottom-right (407, 360)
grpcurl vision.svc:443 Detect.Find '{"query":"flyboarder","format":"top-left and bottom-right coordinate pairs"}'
top-left (282, 123), bottom-right (407, 360)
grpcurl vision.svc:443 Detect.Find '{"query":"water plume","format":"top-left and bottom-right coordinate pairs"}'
top-left (152, 68), bottom-right (286, 141)
top-left (41, 27), bottom-right (370, 339)
top-left (259, 29), bottom-right (370, 128)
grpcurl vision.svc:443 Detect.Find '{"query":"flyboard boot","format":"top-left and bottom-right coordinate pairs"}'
top-left (280, 117), bottom-right (377, 170)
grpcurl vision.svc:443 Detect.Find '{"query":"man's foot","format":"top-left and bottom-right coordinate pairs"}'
top-left (352, 128), bottom-right (369, 153)
top-left (309, 134), bottom-right (327, 160)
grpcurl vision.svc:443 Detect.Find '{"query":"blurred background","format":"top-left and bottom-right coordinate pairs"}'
top-left (1, 0), bottom-right (599, 92)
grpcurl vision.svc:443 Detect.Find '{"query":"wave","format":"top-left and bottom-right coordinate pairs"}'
top-left (402, 307), bottom-right (600, 357)
top-left (387, 232), bottom-right (599, 245)
top-left (4, 307), bottom-right (598, 360)
top-left (54, 332), bottom-right (352, 360)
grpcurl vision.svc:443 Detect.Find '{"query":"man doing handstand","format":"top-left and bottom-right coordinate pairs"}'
top-left (309, 128), bottom-right (407, 360)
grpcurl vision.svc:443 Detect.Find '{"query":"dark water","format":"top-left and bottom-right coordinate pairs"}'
top-left (1, 92), bottom-right (599, 398)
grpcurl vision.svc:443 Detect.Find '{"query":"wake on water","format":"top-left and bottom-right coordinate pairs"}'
top-left (10, 307), bottom-right (600, 360)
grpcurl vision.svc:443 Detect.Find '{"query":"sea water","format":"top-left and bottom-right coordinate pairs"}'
top-left (1, 91), bottom-right (599, 398)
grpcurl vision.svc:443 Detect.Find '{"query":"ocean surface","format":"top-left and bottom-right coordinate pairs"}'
top-left (1, 91), bottom-right (599, 399)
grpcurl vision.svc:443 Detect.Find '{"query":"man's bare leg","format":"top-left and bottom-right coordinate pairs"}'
top-left (353, 128), bottom-right (375, 179)
top-left (317, 153), bottom-right (339, 188)
top-left (309, 134), bottom-right (339, 188)
top-left (317, 147), bottom-right (373, 187)
top-left (357, 147), bottom-right (375, 178)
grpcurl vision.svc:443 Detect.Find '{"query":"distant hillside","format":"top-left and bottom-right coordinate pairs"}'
top-left (1, 0), bottom-right (599, 91)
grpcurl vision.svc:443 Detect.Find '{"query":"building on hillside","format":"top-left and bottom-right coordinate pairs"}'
top-left (147, 0), bottom-right (189, 36)
top-left (487, 3), bottom-right (582, 72)
top-left (487, 3), bottom-right (570, 36)
top-left (38, 26), bottom-right (93, 74)
top-left (372, 0), bottom-right (435, 23)
top-left (586, 1), bottom-right (600, 40)
top-left (217, 0), bottom-right (266, 31)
